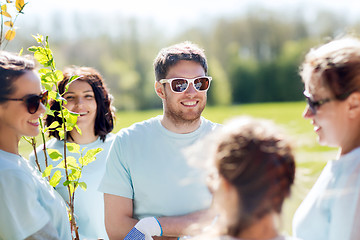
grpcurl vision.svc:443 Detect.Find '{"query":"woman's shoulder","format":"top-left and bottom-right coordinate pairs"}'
top-left (104, 132), bottom-right (116, 142)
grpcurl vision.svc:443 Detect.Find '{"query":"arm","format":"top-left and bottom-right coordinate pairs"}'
top-left (104, 193), bottom-right (138, 240)
top-left (158, 208), bottom-right (216, 238)
top-left (25, 221), bottom-right (59, 240)
top-left (124, 208), bottom-right (216, 239)
top-left (104, 194), bottom-right (179, 240)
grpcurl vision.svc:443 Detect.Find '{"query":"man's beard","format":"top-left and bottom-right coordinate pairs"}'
top-left (163, 100), bottom-right (205, 126)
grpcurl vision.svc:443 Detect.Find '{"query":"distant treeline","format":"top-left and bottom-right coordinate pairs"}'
top-left (10, 7), bottom-right (360, 110)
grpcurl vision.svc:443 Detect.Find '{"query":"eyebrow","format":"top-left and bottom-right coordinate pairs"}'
top-left (65, 90), bottom-right (93, 94)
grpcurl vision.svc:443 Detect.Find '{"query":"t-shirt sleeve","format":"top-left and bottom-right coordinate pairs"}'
top-left (98, 134), bottom-right (133, 199)
top-left (0, 170), bottom-right (50, 240)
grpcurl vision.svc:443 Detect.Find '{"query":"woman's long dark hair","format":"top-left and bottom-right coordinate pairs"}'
top-left (46, 66), bottom-right (115, 142)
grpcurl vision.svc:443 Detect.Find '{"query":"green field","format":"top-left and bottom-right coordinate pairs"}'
top-left (19, 101), bottom-right (337, 235)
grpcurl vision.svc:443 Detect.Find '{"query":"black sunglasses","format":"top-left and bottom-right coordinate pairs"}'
top-left (304, 91), bottom-right (351, 115)
top-left (4, 91), bottom-right (48, 114)
top-left (159, 76), bottom-right (212, 93)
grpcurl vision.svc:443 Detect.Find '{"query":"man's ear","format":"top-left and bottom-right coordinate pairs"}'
top-left (347, 92), bottom-right (360, 119)
top-left (155, 81), bottom-right (165, 99)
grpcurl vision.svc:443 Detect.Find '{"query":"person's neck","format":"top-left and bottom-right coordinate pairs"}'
top-left (68, 129), bottom-right (98, 145)
top-left (338, 132), bottom-right (360, 157)
top-left (0, 127), bottom-right (20, 155)
top-left (238, 213), bottom-right (279, 240)
top-left (160, 115), bottom-right (202, 134)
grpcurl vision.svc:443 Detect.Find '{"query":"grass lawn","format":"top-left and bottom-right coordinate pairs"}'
top-left (19, 101), bottom-right (337, 235)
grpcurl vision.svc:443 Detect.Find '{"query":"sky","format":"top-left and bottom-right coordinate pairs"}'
top-left (26, 0), bottom-right (360, 18)
top-left (6, 0), bottom-right (360, 42)
top-left (23, 0), bottom-right (360, 31)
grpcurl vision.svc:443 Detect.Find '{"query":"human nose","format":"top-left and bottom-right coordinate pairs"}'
top-left (302, 105), bottom-right (314, 119)
top-left (38, 101), bottom-right (46, 114)
top-left (184, 82), bottom-right (197, 94)
top-left (75, 97), bottom-right (84, 106)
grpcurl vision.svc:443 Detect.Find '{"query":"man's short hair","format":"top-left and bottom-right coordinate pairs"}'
top-left (153, 41), bottom-right (208, 81)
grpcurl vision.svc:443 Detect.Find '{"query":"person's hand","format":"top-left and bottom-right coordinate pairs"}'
top-left (124, 217), bottom-right (163, 240)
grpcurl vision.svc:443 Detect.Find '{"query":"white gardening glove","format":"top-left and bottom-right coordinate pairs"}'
top-left (124, 217), bottom-right (163, 240)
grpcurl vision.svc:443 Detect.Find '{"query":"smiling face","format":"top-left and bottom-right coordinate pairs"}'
top-left (0, 71), bottom-right (45, 143)
top-left (302, 71), bottom-right (349, 148)
top-left (63, 80), bottom-right (97, 134)
top-left (156, 60), bottom-right (207, 126)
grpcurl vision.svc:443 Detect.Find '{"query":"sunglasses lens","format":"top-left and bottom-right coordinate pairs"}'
top-left (306, 97), bottom-right (316, 114)
top-left (194, 77), bottom-right (210, 91)
top-left (26, 95), bottom-right (40, 114)
top-left (25, 91), bottom-right (48, 114)
top-left (171, 79), bottom-right (188, 92)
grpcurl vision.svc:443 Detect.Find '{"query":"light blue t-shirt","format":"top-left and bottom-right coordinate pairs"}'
top-left (0, 149), bottom-right (71, 240)
top-left (292, 147), bottom-right (360, 240)
top-left (207, 235), bottom-right (299, 240)
top-left (29, 134), bottom-right (115, 240)
top-left (99, 116), bottom-right (219, 219)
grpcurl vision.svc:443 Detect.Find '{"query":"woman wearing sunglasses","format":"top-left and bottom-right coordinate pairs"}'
top-left (0, 51), bottom-right (71, 239)
top-left (292, 36), bottom-right (360, 240)
top-left (30, 66), bottom-right (115, 240)
top-left (192, 117), bottom-right (296, 240)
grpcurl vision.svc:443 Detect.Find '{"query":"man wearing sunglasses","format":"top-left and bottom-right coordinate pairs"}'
top-left (99, 41), bottom-right (219, 239)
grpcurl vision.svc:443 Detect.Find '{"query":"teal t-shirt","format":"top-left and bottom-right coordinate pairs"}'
top-left (29, 134), bottom-right (115, 240)
top-left (99, 116), bottom-right (219, 219)
top-left (0, 149), bottom-right (71, 240)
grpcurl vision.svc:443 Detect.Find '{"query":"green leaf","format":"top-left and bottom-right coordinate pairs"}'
top-left (42, 165), bottom-right (53, 178)
top-left (64, 110), bottom-right (79, 128)
top-left (41, 81), bottom-right (53, 91)
top-left (80, 148), bottom-right (103, 166)
top-left (38, 68), bottom-right (51, 75)
top-left (18, 48), bottom-right (23, 56)
top-left (79, 182), bottom-right (87, 191)
top-left (54, 70), bottom-right (64, 83)
top-left (27, 46), bottom-right (39, 52)
top-left (58, 129), bottom-right (65, 140)
top-left (66, 142), bottom-right (80, 154)
top-left (65, 75), bottom-right (79, 92)
top-left (63, 180), bottom-right (71, 187)
top-left (41, 72), bottom-right (55, 83)
top-left (55, 91), bottom-right (64, 101)
top-left (68, 168), bottom-right (81, 180)
top-left (56, 156), bottom-right (79, 170)
top-left (74, 124), bottom-right (82, 135)
top-left (45, 106), bottom-right (55, 117)
top-left (49, 170), bottom-right (62, 187)
top-left (32, 34), bottom-right (44, 43)
top-left (34, 50), bottom-right (50, 65)
top-left (48, 149), bottom-right (62, 161)
top-left (48, 121), bottom-right (60, 129)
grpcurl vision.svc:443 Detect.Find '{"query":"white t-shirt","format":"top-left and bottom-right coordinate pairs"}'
top-left (0, 149), bottom-right (71, 240)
